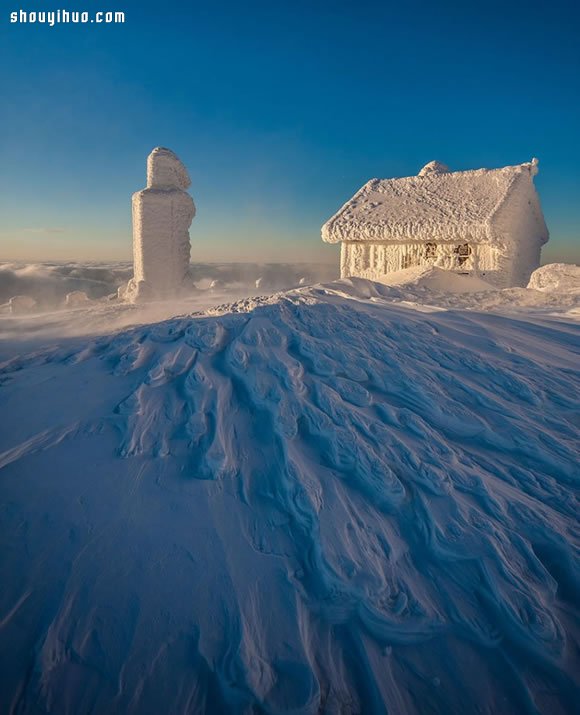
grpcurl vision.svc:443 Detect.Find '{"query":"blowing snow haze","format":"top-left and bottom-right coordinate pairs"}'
top-left (0, 261), bottom-right (338, 310)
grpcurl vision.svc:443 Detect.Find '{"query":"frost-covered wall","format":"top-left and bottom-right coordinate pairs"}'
top-left (122, 148), bottom-right (196, 303)
top-left (491, 162), bottom-right (548, 287)
top-left (340, 242), bottom-right (503, 283)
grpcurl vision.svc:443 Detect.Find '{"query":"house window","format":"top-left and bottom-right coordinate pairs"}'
top-left (425, 242), bottom-right (437, 259)
top-left (454, 243), bottom-right (471, 267)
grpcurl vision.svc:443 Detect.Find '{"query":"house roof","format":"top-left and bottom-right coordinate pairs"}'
top-left (322, 160), bottom-right (540, 244)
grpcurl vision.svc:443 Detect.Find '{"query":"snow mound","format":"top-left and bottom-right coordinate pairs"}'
top-left (8, 295), bottom-right (36, 314)
top-left (377, 265), bottom-right (496, 293)
top-left (65, 290), bottom-right (90, 307)
top-left (0, 287), bottom-right (578, 714)
top-left (528, 263), bottom-right (580, 293)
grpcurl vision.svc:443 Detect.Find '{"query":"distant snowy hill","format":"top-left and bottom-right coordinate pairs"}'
top-left (0, 271), bottom-right (579, 714)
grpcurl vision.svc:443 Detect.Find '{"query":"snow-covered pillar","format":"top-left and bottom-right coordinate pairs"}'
top-left (122, 147), bottom-right (196, 303)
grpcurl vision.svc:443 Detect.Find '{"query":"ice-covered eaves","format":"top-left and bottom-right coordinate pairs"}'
top-left (322, 160), bottom-right (539, 245)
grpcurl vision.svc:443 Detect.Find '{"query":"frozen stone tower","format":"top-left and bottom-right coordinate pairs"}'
top-left (122, 147), bottom-right (196, 302)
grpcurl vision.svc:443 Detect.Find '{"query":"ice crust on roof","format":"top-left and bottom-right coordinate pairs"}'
top-left (322, 160), bottom-right (541, 244)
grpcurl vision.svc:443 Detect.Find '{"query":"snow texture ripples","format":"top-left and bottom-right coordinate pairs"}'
top-left (0, 283), bottom-right (579, 714)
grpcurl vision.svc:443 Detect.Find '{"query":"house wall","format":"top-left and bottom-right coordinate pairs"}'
top-left (340, 241), bottom-right (507, 285)
top-left (490, 170), bottom-right (548, 287)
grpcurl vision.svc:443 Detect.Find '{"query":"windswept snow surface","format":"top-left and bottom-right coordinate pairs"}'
top-left (0, 272), bottom-right (579, 714)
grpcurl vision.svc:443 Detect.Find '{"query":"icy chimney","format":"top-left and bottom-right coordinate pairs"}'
top-left (419, 160), bottom-right (450, 177)
top-left (121, 147), bottom-right (196, 303)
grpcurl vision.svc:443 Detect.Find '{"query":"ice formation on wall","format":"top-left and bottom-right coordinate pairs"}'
top-left (121, 148), bottom-right (196, 303)
top-left (323, 159), bottom-right (549, 288)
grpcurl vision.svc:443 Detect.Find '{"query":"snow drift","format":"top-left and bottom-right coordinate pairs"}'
top-left (0, 278), bottom-right (579, 714)
top-left (375, 265), bottom-right (496, 293)
top-left (527, 263), bottom-right (580, 294)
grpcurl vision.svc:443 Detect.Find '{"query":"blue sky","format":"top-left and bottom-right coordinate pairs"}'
top-left (0, 0), bottom-right (579, 263)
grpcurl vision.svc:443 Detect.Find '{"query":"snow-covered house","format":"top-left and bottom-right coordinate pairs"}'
top-left (322, 159), bottom-right (549, 287)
